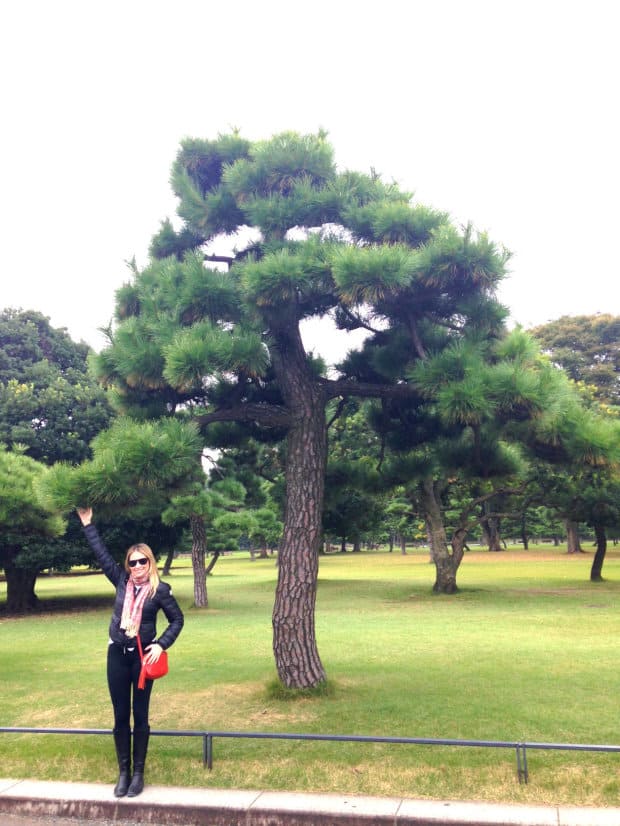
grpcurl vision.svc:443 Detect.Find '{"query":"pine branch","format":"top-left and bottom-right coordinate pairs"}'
top-left (456, 483), bottom-right (531, 531)
top-left (326, 397), bottom-right (347, 430)
top-left (406, 314), bottom-right (428, 360)
top-left (339, 306), bottom-right (383, 336)
top-left (204, 253), bottom-right (234, 269)
top-left (196, 403), bottom-right (291, 430)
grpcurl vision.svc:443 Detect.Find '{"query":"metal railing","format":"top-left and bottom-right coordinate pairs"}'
top-left (2, 726), bottom-right (620, 784)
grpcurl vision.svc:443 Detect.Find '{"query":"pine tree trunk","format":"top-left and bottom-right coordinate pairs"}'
top-left (425, 519), bottom-right (435, 563)
top-left (162, 547), bottom-right (175, 576)
top-left (205, 550), bottom-right (220, 576)
top-left (420, 480), bottom-right (461, 593)
top-left (190, 514), bottom-right (208, 608)
top-left (271, 326), bottom-right (327, 689)
top-left (4, 559), bottom-right (39, 613)
top-left (590, 524), bottom-right (607, 582)
top-left (481, 503), bottom-right (503, 551)
top-left (566, 520), bottom-right (583, 553)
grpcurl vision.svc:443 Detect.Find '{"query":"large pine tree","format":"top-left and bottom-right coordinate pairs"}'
top-left (88, 131), bottom-right (510, 688)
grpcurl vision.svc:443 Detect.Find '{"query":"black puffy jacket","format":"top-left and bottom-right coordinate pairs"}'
top-left (83, 524), bottom-right (184, 651)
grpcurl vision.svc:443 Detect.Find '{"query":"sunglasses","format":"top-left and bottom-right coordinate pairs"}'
top-left (128, 557), bottom-right (149, 568)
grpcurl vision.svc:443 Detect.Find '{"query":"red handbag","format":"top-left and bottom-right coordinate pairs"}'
top-left (137, 636), bottom-right (169, 689)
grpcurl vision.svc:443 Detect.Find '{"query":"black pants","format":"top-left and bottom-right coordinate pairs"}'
top-left (107, 643), bottom-right (153, 731)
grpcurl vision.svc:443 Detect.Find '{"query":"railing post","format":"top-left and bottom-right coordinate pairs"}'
top-left (516, 743), bottom-right (528, 784)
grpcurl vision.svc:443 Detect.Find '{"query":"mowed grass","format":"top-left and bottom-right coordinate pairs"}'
top-left (1, 545), bottom-right (620, 807)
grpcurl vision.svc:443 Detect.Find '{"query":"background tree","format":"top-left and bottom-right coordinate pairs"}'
top-left (534, 439), bottom-right (620, 580)
top-left (577, 472), bottom-right (620, 581)
top-left (0, 309), bottom-right (113, 609)
top-left (162, 475), bottom-right (252, 606)
top-left (383, 493), bottom-right (423, 554)
top-left (0, 445), bottom-right (65, 612)
top-left (247, 506), bottom-right (283, 558)
top-left (530, 315), bottom-right (620, 554)
top-left (0, 309), bottom-right (112, 463)
top-left (323, 471), bottom-right (384, 552)
top-left (322, 401), bottom-right (385, 551)
top-left (500, 502), bottom-right (566, 549)
top-left (367, 329), bottom-right (607, 591)
top-left (531, 314), bottom-right (620, 407)
top-left (502, 340), bottom-right (620, 576)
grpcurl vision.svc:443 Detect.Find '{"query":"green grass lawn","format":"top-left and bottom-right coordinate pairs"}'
top-left (1, 544), bottom-right (620, 807)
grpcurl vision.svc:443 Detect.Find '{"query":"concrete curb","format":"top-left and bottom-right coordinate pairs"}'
top-left (1, 779), bottom-right (619, 826)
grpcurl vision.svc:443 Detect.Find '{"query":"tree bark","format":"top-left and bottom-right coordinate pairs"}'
top-left (3, 559), bottom-right (39, 613)
top-left (271, 323), bottom-right (327, 689)
top-left (425, 519), bottom-right (435, 563)
top-left (590, 524), bottom-right (607, 582)
top-left (520, 514), bottom-right (529, 550)
top-left (162, 547), bottom-right (175, 576)
top-left (205, 550), bottom-right (220, 576)
top-left (481, 502), bottom-right (503, 551)
top-left (419, 480), bottom-right (462, 593)
top-left (190, 514), bottom-right (208, 608)
top-left (566, 520), bottom-right (583, 554)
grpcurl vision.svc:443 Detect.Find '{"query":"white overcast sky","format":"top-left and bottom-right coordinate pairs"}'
top-left (1, 0), bottom-right (618, 361)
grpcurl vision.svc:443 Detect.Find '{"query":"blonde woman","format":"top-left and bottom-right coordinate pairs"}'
top-left (77, 507), bottom-right (184, 798)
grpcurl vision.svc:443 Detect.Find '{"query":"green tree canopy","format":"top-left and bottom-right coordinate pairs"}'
top-left (0, 309), bottom-right (114, 611)
top-left (0, 445), bottom-right (66, 611)
top-left (531, 314), bottom-right (620, 407)
top-left (362, 327), bottom-right (617, 591)
top-left (0, 308), bottom-right (113, 464)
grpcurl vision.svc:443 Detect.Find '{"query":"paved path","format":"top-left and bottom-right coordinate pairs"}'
top-left (2, 778), bottom-right (620, 826)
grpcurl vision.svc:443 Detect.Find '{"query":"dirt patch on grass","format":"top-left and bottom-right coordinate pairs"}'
top-left (157, 681), bottom-right (320, 730)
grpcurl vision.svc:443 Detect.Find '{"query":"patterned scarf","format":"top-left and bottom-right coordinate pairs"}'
top-left (120, 582), bottom-right (150, 639)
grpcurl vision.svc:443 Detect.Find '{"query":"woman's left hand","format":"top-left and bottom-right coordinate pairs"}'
top-left (143, 643), bottom-right (164, 664)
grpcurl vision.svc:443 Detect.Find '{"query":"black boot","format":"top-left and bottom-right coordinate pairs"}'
top-left (112, 728), bottom-right (131, 798)
top-left (127, 727), bottom-right (149, 797)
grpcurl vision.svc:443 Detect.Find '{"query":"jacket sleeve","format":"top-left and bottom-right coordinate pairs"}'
top-left (155, 583), bottom-right (184, 650)
top-left (83, 524), bottom-right (123, 587)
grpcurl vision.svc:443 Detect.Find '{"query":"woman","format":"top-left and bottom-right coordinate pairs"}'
top-left (77, 507), bottom-right (184, 798)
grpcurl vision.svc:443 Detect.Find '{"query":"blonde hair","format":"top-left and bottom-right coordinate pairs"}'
top-left (125, 543), bottom-right (160, 597)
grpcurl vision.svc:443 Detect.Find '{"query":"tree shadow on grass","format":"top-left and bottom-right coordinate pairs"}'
top-left (0, 594), bottom-right (112, 617)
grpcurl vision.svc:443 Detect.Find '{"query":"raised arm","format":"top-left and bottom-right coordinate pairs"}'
top-left (77, 507), bottom-right (92, 526)
top-left (77, 507), bottom-right (123, 587)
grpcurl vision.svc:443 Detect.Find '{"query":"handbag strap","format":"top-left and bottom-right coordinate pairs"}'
top-left (136, 636), bottom-right (147, 691)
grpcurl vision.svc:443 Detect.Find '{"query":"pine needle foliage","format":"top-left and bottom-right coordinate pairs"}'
top-left (37, 418), bottom-right (203, 514)
top-left (369, 201), bottom-right (447, 245)
top-left (331, 244), bottom-right (415, 304)
top-left (1, 445), bottom-right (65, 538)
